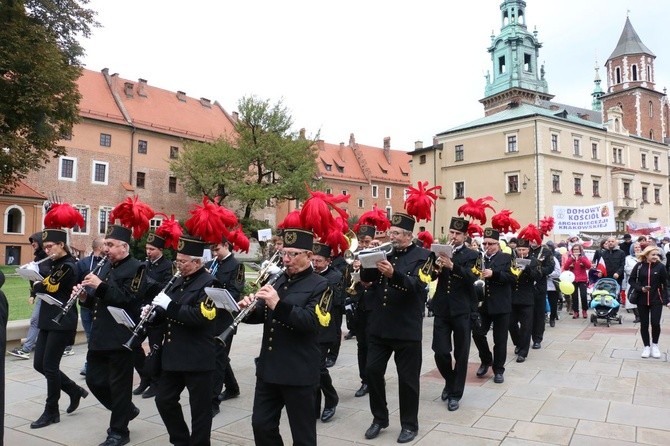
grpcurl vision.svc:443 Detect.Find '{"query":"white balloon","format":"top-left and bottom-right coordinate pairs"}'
top-left (559, 270), bottom-right (576, 283)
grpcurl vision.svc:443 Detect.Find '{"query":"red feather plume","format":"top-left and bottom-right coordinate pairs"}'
top-left (457, 196), bottom-right (496, 225)
top-left (539, 216), bottom-right (555, 237)
top-left (518, 223), bottom-right (543, 245)
top-left (491, 209), bottom-right (521, 235)
top-left (404, 181), bottom-right (441, 222)
top-left (278, 210), bottom-right (302, 229)
top-left (109, 195), bottom-right (155, 239)
top-left (154, 214), bottom-right (183, 250)
top-left (299, 186), bottom-right (350, 238)
top-left (417, 231), bottom-right (434, 249)
top-left (320, 228), bottom-right (349, 257)
top-left (353, 204), bottom-right (391, 233)
top-left (467, 223), bottom-right (484, 238)
top-left (185, 196), bottom-right (233, 244)
top-left (43, 202), bottom-right (85, 229)
top-left (229, 226), bottom-right (250, 253)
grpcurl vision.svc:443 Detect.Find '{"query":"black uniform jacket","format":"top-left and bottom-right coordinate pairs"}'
top-left (511, 256), bottom-right (541, 306)
top-left (34, 254), bottom-right (78, 332)
top-left (206, 254), bottom-right (245, 334)
top-left (153, 267), bottom-right (218, 372)
top-left (431, 245), bottom-right (479, 317)
top-left (481, 251), bottom-right (515, 315)
top-left (529, 245), bottom-right (555, 294)
top-left (363, 243), bottom-right (430, 342)
top-left (81, 255), bottom-right (156, 350)
top-left (246, 266), bottom-right (328, 387)
top-left (146, 256), bottom-right (174, 287)
top-left (317, 266), bottom-right (343, 344)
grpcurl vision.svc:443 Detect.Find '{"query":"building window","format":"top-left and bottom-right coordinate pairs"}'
top-left (623, 181), bottom-right (631, 199)
top-left (523, 53), bottom-right (532, 72)
top-left (341, 190), bottom-right (348, 196)
top-left (358, 198), bottom-right (364, 208)
top-left (573, 139), bottom-right (581, 156)
top-left (336, 164), bottom-right (344, 173)
top-left (419, 154), bottom-right (426, 164)
top-left (385, 187), bottom-right (391, 199)
top-left (507, 135), bottom-right (517, 153)
top-left (454, 181), bottom-right (465, 199)
top-left (574, 177), bottom-right (582, 195)
top-left (72, 205), bottom-right (89, 234)
top-left (655, 188), bottom-right (661, 204)
top-left (58, 156), bottom-right (77, 181)
top-left (498, 55), bottom-right (506, 74)
top-left (551, 134), bottom-right (559, 151)
top-left (654, 155), bottom-right (660, 171)
top-left (403, 189), bottom-right (409, 201)
top-left (642, 186), bottom-right (648, 203)
top-left (138, 140), bottom-right (148, 154)
top-left (641, 153), bottom-right (647, 169)
top-left (169, 146), bottom-right (179, 159)
top-left (552, 174), bottom-right (561, 193)
top-left (4, 205), bottom-right (24, 234)
top-left (149, 218), bottom-right (162, 230)
top-left (100, 133), bottom-right (112, 147)
top-left (455, 144), bottom-right (464, 161)
top-left (649, 101), bottom-right (654, 118)
top-left (385, 206), bottom-right (392, 220)
top-left (168, 176), bottom-right (177, 193)
top-left (507, 174), bottom-right (519, 193)
top-left (91, 161), bottom-right (108, 185)
top-left (325, 188), bottom-right (332, 195)
top-left (324, 163), bottom-right (332, 171)
top-left (613, 147), bottom-right (623, 164)
top-left (591, 143), bottom-right (598, 159)
top-left (136, 172), bottom-right (145, 189)
top-left (616, 66), bottom-right (621, 84)
top-left (372, 185), bottom-right (378, 198)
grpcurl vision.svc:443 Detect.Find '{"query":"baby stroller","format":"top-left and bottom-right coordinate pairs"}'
top-left (589, 278), bottom-right (622, 326)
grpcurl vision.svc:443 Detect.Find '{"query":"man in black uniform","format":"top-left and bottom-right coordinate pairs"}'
top-left (362, 213), bottom-right (430, 444)
top-left (238, 228), bottom-right (329, 446)
top-left (312, 242), bottom-right (342, 423)
top-left (207, 237), bottom-right (244, 416)
top-left (528, 239), bottom-right (555, 349)
top-left (151, 236), bottom-right (218, 446)
top-left (134, 232), bottom-right (174, 398)
top-left (430, 217), bottom-right (478, 412)
top-left (472, 228), bottom-right (515, 384)
top-left (508, 238), bottom-right (540, 363)
top-left (76, 225), bottom-right (150, 446)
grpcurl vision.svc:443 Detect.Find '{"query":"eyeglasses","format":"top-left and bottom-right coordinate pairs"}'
top-left (386, 230), bottom-right (403, 237)
top-left (279, 250), bottom-right (307, 259)
top-left (482, 242), bottom-right (498, 246)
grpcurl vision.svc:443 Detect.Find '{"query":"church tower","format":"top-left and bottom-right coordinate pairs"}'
top-left (601, 17), bottom-right (668, 142)
top-left (481, 0), bottom-right (553, 116)
top-left (591, 61), bottom-right (604, 112)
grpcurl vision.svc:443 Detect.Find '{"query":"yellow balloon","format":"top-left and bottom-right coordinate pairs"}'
top-left (558, 247), bottom-right (567, 255)
top-left (559, 281), bottom-right (575, 295)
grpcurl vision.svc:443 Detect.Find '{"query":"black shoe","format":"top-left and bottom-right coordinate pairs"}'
top-left (132, 380), bottom-right (149, 396)
top-left (98, 433), bottom-right (130, 446)
top-left (532, 342), bottom-right (541, 349)
top-left (447, 398), bottom-right (460, 411)
top-left (634, 318), bottom-right (640, 323)
top-left (66, 386), bottom-right (89, 413)
top-left (355, 383), bottom-right (369, 397)
top-left (440, 386), bottom-right (449, 401)
top-left (218, 389), bottom-right (240, 401)
top-left (549, 319), bottom-right (555, 327)
top-left (325, 358), bottom-right (336, 368)
top-left (211, 405), bottom-right (220, 418)
top-left (493, 373), bottom-right (504, 384)
top-left (344, 332), bottom-right (355, 340)
top-left (30, 411), bottom-right (60, 429)
top-left (141, 386), bottom-right (157, 399)
top-left (129, 405), bottom-right (140, 421)
top-left (516, 356), bottom-right (526, 363)
top-left (365, 422), bottom-right (388, 439)
top-left (321, 406), bottom-right (336, 422)
top-left (514, 346), bottom-right (520, 355)
top-left (476, 364), bottom-right (490, 378)
top-left (397, 428), bottom-right (418, 443)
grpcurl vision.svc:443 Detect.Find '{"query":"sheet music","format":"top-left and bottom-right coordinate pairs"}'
top-left (16, 268), bottom-right (43, 282)
top-left (107, 306), bottom-right (136, 329)
top-left (430, 243), bottom-right (453, 258)
top-left (516, 258), bottom-right (531, 270)
top-left (359, 251), bottom-right (386, 269)
top-left (35, 293), bottom-right (64, 308)
top-left (205, 287), bottom-right (240, 313)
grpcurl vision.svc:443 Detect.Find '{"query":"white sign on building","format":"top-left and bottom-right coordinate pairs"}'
top-left (553, 202), bottom-right (615, 233)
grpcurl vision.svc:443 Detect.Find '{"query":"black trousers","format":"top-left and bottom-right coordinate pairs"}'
top-left (33, 329), bottom-right (78, 411)
top-left (315, 344), bottom-right (338, 416)
top-left (571, 282), bottom-right (589, 312)
top-left (326, 307), bottom-right (343, 361)
top-left (212, 334), bottom-right (238, 408)
top-left (531, 292), bottom-right (546, 343)
top-left (473, 311), bottom-right (510, 374)
top-left (547, 290), bottom-right (559, 321)
top-left (638, 303), bottom-right (663, 346)
top-left (432, 312), bottom-right (471, 400)
top-left (156, 369), bottom-right (213, 446)
top-left (367, 335), bottom-right (422, 432)
top-left (355, 310), bottom-right (370, 385)
top-left (509, 304), bottom-right (533, 357)
top-left (86, 349), bottom-right (135, 437)
top-left (251, 378), bottom-right (317, 446)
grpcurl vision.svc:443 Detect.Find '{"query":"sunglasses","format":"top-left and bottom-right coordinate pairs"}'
top-left (482, 242), bottom-right (498, 246)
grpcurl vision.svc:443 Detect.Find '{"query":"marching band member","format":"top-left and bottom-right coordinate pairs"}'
top-left (430, 217), bottom-right (479, 412)
top-left (525, 218), bottom-right (556, 349)
top-left (508, 238), bottom-right (540, 363)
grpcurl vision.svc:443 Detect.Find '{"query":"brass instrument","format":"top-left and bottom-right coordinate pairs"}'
top-left (472, 249), bottom-right (486, 303)
top-left (345, 268), bottom-right (361, 295)
top-left (53, 255), bottom-right (108, 325)
top-left (253, 250), bottom-right (283, 288)
top-left (342, 230), bottom-right (359, 265)
top-left (420, 239), bottom-right (455, 277)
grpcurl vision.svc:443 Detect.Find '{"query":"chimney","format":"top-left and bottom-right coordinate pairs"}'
top-left (317, 139), bottom-right (325, 151)
top-left (414, 140), bottom-right (423, 150)
top-left (383, 136), bottom-right (391, 163)
top-left (349, 133), bottom-right (356, 147)
top-left (123, 82), bottom-right (134, 97)
top-left (549, 104), bottom-right (560, 111)
top-left (137, 78), bottom-right (147, 97)
top-left (578, 113), bottom-right (590, 121)
top-left (200, 97), bottom-right (211, 108)
top-left (176, 91), bottom-right (186, 102)
top-left (299, 128), bottom-right (306, 139)
top-left (231, 111), bottom-right (239, 122)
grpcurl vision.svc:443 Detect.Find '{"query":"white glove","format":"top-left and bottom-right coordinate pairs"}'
top-left (152, 292), bottom-right (171, 310)
top-left (141, 304), bottom-right (153, 318)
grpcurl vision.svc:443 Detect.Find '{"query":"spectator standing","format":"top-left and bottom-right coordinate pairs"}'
top-left (563, 243), bottom-right (592, 319)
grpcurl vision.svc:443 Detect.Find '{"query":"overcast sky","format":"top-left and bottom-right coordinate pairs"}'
top-left (82, 0), bottom-right (670, 151)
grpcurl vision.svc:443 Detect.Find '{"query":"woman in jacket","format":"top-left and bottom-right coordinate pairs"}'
top-left (623, 242), bottom-right (642, 322)
top-left (628, 245), bottom-right (670, 358)
top-left (562, 243), bottom-right (592, 319)
top-left (30, 229), bottom-right (88, 428)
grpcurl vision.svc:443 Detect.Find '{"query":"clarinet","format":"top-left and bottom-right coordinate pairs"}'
top-left (122, 270), bottom-right (181, 351)
top-left (53, 255), bottom-right (108, 325)
top-left (215, 267), bottom-right (285, 346)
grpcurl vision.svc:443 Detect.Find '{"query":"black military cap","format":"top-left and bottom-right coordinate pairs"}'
top-left (42, 229), bottom-right (67, 244)
top-left (449, 217), bottom-right (469, 233)
top-left (483, 227), bottom-right (500, 240)
top-left (390, 212), bottom-right (415, 232)
top-left (312, 242), bottom-right (332, 258)
top-left (146, 232), bottom-right (166, 249)
top-left (515, 238), bottom-right (530, 248)
top-left (357, 224), bottom-right (376, 238)
top-left (177, 236), bottom-right (206, 257)
top-left (106, 225), bottom-right (132, 244)
top-left (282, 228), bottom-right (314, 251)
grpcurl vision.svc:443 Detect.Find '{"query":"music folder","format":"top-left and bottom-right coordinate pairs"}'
top-left (430, 243), bottom-right (453, 258)
top-left (35, 293), bottom-right (64, 308)
top-left (516, 258), bottom-right (531, 270)
top-left (205, 287), bottom-right (240, 313)
top-left (359, 250), bottom-right (386, 269)
top-left (107, 306), bottom-right (136, 329)
top-left (16, 268), bottom-right (43, 282)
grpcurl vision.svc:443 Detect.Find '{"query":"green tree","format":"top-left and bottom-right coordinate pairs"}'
top-left (0, 0), bottom-right (98, 192)
top-left (171, 96), bottom-right (320, 220)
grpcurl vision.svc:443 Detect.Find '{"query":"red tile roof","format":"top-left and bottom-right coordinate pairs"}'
top-left (356, 142), bottom-right (411, 184)
top-left (6, 181), bottom-right (47, 199)
top-left (77, 69), bottom-right (127, 125)
top-left (317, 141), bottom-right (368, 183)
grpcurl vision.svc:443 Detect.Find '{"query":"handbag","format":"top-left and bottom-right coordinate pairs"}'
top-left (628, 289), bottom-right (638, 305)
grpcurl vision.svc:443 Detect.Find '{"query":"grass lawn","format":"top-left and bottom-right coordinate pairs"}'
top-left (1, 265), bottom-right (34, 321)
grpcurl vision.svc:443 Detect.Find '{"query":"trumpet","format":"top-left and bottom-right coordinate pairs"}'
top-left (123, 269), bottom-right (182, 351)
top-left (215, 267), bottom-right (286, 346)
top-left (53, 255), bottom-right (108, 325)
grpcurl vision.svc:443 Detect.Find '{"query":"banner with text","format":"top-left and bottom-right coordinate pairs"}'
top-left (553, 202), bottom-right (615, 233)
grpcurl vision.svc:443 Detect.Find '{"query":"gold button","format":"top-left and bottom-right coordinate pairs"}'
top-left (270, 328), bottom-right (274, 332)
top-left (268, 337), bottom-right (272, 342)
top-left (383, 303), bottom-right (387, 306)
top-left (268, 346), bottom-right (273, 351)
